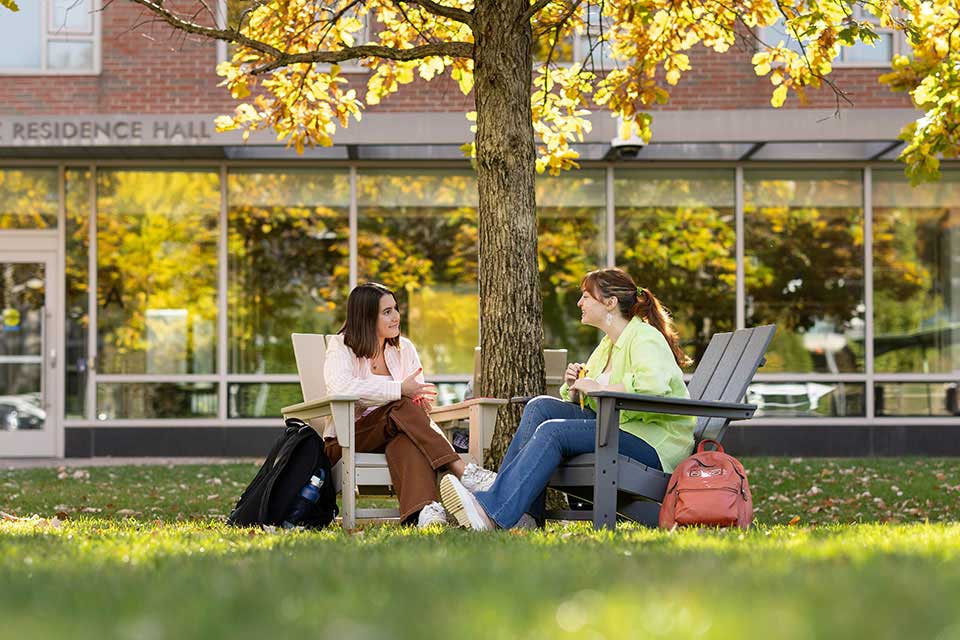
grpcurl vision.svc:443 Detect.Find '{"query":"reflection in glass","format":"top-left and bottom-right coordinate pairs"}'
top-left (537, 170), bottom-right (606, 364)
top-left (97, 170), bottom-right (219, 374)
top-left (744, 170), bottom-right (864, 373)
top-left (842, 34), bottom-right (893, 63)
top-left (47, 41), bottom-right (94, 71)
top-left (0, 262), bottom-right (47, 430)
top-left (228, 170), bottom-right (350, 374)
top-left (357, 170), bottom-right (478, 375)
top-left (876, 382), bottom-right (960, 417)
top-left (748, 382), bottom-right (865, 418)
top-left (51, 0), bottom-right (93, 32)
top-left (0, 169), bottom-right (58, 229)
top-left (97, 383), bottom-right (217, 420)
top-left (615, 170), bottom-right (735, 363)
top-left (65, 169), bottom-right (90, 418)
top-left (873, 170), bottom-right (960, 373)
top-left (228, 382), bottom-right (304, 418)
top-left (0, 2), bottom-right (41, 69)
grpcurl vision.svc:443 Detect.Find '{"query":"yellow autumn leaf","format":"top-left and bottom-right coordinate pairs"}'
top-left (771, 84), bottom-right (788, 108)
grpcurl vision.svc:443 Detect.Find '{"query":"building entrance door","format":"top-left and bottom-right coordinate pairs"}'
top-left (0, 251), bottom-right (59, 457)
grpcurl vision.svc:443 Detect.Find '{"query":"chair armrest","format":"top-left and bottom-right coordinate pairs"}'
top-left (430, 397), bottom-right (508, 423)
top-left (281, 395), bottom-right (359, 444)
top-left (431, 398), bottom-right (507, 463)
top-left (586, 391), bottom-right (757, 420)
top-left (281, 394), bottom-right (360, 419)
top-left (589, 391), bottom-right (756, 449)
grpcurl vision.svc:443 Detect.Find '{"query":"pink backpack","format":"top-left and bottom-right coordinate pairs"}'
top-left (659, 439), bottom-right (753, 530)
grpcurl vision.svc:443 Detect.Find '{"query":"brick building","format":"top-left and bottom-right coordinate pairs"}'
top-left (0, 1), bottom-right (957, 458)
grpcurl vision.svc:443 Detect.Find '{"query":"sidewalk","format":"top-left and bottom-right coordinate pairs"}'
top-left (1, 457), bottom-right (257, 470)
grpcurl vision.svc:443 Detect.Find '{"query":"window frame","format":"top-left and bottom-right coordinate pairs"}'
top-left (0, 0), bottom-right (101, 76)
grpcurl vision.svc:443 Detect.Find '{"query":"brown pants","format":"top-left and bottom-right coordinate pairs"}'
top-left (324, 397), bottom-right (460, 522)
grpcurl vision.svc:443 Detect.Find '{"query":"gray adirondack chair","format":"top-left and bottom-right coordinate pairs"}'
top-left (546, 324), bottom-right (776, 530)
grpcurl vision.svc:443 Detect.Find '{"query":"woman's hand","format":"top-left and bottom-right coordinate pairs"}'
top-left (401, 368), bottom-right (437, 401)
top-left (413, 394), bottom-right (435, 414)
top-left (564, 362), bottom-right (585, 387)
top-left (570, 377), bottom-right (601, 396)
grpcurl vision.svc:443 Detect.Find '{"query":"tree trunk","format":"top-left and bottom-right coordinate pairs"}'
top-left (473, 0), bottom-right (545, 468)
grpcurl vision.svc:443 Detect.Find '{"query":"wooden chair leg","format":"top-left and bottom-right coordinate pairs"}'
top-left (592, 397), bottom-right (619, 530)
top-left (341, 445), bottom-right (357, 530)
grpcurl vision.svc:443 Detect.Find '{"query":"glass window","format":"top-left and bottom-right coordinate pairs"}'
top-left (614, 169), bottom-right (736, 363)
top-left (51, 0), bottom-right (93, 33)
top-left (744, 170), bottom-right (864, 374)
top-left (96, 170), bottom-right (220, 375)
top-left (228, 382), bottom-right (303, 418)
top-left (65, 169), bottom-right (90, 419)
top-left (0, 1), bottom-right (42, 69)
top-left (537, 169), bottom-right (606, 363)
top-left (357, 169), bottom-right (478, 376)
top-left (48, 40), bottom-right (93, 70)
top-left (97, 383), bottom-right (218, 420)
top-left (873, 170), bottom-right (960, 373)
top-left (0, 169), bottom-right (58, 229)
top-left (228, 169), bottom-right (350, 374)
top-left (758, 10), bottom-right (900, 66)
top-left (876, 382), bottom-right (960, 417)
top-left (747, 382), bottom-right (865, 417)
top-left (0, 0), bottom-right (97, 73)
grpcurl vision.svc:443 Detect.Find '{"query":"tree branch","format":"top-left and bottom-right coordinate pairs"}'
top-left (127, 0), bottom-right (473, 72)
top-left (250, 42), bottom-right (473, 73)
top-left (533, 0), bottom-right (584, 37)
top-left (398, 0), bottom-right (473, 28)
top-left (522, 0), bottom-right (556, 24)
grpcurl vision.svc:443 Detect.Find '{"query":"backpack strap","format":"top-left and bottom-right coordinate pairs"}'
top-left (232, 420), bottom-right (299, 510)
top-left (257, 424), bottom-right (316, 524)
top-left (696, 439), bottom-right (724, 454)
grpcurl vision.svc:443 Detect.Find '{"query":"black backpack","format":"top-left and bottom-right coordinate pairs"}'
top-left (227, 418), bottom-right (339, 529)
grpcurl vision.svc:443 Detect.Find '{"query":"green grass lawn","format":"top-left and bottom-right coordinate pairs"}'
top-left (2, 458), bottom-right (960, 640)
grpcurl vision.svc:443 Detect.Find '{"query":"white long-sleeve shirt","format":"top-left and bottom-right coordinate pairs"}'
top-left (321, 334), bottom-right (425, 438)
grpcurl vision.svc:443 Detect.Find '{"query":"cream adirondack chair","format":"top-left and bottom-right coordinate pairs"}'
top-left (280, 333), bottom-right (507, 529)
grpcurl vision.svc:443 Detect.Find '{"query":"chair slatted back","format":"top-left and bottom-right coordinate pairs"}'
top-left (292, 333), bottom-right (329, 402)
top-left (689, 325), bottom-right (776, 442)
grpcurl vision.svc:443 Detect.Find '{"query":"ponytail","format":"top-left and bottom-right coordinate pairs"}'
top-left (632, 287), bottom-right (693, 369)
top-left (581, 268), bottom-right (693, 369)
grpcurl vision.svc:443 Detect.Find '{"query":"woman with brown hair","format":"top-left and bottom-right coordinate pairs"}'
top-left (440, 267), bottom-right (695, 530)
top-left (323, 282), bottom-right (495, 528)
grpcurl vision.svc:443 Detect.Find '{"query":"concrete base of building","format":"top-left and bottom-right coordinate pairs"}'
top-left (65, 427), bottom-right (282, 458)
top-left (57, 425), bottom-right (960, 458)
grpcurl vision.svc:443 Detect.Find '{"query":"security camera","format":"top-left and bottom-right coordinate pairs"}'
top-left (610, 139), bottom-right (644, 159)
top-left (609, 116), bottom-right (645, 159)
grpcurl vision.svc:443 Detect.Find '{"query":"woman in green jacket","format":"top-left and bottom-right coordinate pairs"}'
top-left (440, 267), bottom-right (695, 530)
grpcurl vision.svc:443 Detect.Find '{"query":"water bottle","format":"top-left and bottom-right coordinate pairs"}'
top-left (282, 471), bottom-right (325, 529)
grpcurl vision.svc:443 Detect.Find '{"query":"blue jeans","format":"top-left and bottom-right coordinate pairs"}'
top-left (474, 395), bottom-right (662, 528)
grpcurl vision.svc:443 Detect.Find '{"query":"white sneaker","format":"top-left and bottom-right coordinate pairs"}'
top-left (513, 513), bottom-right (538, 530)
top-left (416, 501), bottom-right (448, 528)
top-left (460, 462), bottom-right (497, 493)
top-left (439, 475), bottom-right (496, 531)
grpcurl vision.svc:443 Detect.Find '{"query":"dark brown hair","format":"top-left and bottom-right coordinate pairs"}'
top-left (580, 268), bottom-right (693, 368)
top-left (339, 282), bottom-right (400, 359)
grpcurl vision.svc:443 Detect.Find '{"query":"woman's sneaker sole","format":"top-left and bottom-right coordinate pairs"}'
top-left (439, 475), bottom-right (493, 531)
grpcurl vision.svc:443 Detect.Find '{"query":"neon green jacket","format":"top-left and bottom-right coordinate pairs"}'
top-left (559, 317), bottom-right (695, 473)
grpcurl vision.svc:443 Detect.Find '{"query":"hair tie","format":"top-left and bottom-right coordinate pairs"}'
top-left (637, 287), bottom-right (645, 299)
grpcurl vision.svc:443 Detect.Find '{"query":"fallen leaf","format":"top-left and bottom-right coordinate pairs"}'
top-left (788, 515), bottom-right (801, 526)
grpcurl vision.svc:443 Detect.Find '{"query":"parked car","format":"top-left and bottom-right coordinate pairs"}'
top-left (0, 394), bottom-right (45, 430)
